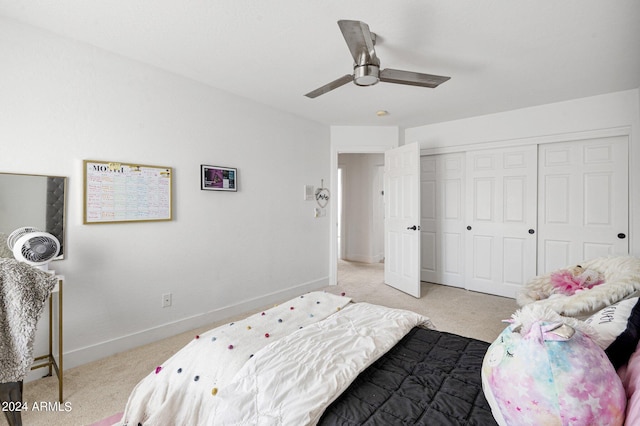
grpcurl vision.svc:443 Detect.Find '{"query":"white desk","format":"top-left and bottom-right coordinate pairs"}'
top-left (31, 275), bottom-right (63, 402)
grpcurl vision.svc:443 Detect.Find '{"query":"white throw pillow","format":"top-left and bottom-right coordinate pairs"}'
top-left (585, 297), bottom-right (640, 368)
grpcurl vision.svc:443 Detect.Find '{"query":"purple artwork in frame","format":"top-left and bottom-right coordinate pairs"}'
top-left (201, 165), bottom-right (237, 191)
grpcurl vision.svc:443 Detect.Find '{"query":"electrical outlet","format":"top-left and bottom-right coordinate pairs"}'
top-left (162, 293), bottom-right (172, 308)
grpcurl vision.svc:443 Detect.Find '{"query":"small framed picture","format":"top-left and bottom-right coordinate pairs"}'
top-left (201, 165), bottom-right (237, 192)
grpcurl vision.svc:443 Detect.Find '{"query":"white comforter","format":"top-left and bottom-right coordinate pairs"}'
top-left (122, 291), bottom-right (353, 425)
top-left (122, 293), bottom-right (432, 426)
top-left (208, 302), bottom-right (433, 425)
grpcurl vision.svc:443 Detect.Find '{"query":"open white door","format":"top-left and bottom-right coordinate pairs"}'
top-left (384, 143), bottom-right (421, 298)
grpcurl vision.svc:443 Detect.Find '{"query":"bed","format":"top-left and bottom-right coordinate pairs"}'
top-left (120, 291), bottom-right (496, 425)
top-left (120, 256), bottom-right (640, 425)
top-left (318, 327), bottom-right (495, 425)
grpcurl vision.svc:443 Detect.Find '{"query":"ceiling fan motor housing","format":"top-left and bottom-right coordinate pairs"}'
top-left (354, 64), bottom-right (380, 86)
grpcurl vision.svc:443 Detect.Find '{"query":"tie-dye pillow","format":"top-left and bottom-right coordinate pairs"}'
top-left (482, 306), bottom-right (626, 425)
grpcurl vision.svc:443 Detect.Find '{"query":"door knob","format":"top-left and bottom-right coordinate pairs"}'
top-left (466, 226), bottom-right (472, 230)
top-left (528, 229), bottom-right (535, 234)
top-left (618, 233), bottom-right (627, 239)
top-left (407, 225), bottom-right (418, 231)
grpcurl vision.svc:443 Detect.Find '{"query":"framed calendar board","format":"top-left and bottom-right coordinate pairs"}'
top-left (83, 160), bottom-right (173, 224)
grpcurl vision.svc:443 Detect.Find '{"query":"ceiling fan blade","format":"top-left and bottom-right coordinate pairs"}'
top-left (380, 68), bottom-right (450, 88)
top-left (337, 20), bottom-right (378, 66)
top-left (304, 74), bottom-right (353, 98)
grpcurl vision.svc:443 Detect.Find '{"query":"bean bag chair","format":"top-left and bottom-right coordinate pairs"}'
top-left (482, 304), bottom-right (626, 426)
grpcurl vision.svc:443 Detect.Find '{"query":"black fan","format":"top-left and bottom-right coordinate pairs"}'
top-left (305, 20), bottom-right (450, 98)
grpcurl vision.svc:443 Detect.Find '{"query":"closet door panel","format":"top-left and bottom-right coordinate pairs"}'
top-left (544, 174), bottom-right (570, 223)
top-left (443, 232), bottom-right (462, 274)
top-left (421, 231), bottom-right (436, 272)
top-left (584, 242), bottom-right (615, 260)
top-left (465, 145), bottom-right (537, 298)
top-left (420, 157), bottom-right (438, 279)
top-left (503, 237), bottom-right (526, 284)
top-left (444, 179), bottom-right (462, 219)
top-left (472, 235), bottom-right (493, 280)
top-left (420, 153), bottom-right (465, 287)
top-left (584, 173), bottom-right (613, 225)
top-left (542, 240), bottom-right (571, 271)
top-left (473, 178), bottom-right (494, 221)
top-left (440, 156), bottom-right (466, 286)
top-left (538, 136), bottom-right (628, 273)
top-left (504, 177), bottom-right (526, 222)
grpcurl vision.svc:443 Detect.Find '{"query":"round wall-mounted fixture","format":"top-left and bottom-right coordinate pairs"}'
top-left (376, 110), bottom-right (389, 117)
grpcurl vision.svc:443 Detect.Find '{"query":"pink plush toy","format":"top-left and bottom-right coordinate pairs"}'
top-left (550, 265), bottom-right (604, 295)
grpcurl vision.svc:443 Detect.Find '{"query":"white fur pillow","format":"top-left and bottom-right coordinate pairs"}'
top-left (517, 256), bottom-right (640, 318)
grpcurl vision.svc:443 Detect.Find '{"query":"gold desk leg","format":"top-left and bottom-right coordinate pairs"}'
top-left (30, 277), bottom-right (64, 403)
top-left (58, 278), bottom-right (63, 403)
top-left (48, 295), bottom-right (53, 378)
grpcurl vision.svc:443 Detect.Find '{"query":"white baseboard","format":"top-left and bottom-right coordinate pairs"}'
top-left (344, 253), bottom-right (384, 264)
top-left (57, 277), bottom-right (329, 375)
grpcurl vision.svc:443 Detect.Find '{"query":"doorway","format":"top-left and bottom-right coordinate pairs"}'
top-left (337, 153), bottom-right (385, 284)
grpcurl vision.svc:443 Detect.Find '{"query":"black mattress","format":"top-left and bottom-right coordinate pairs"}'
top-left (318, 327), bottom-right (497, 426)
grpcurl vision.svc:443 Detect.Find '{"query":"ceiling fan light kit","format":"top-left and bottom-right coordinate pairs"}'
top-left (353, 65), bottom-right (379, 86)
top-left (305, 19), bottom-right (450, 98)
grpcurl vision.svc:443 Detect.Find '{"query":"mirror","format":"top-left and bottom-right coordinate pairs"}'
top-left (0, 172), bottom-right (67, 260)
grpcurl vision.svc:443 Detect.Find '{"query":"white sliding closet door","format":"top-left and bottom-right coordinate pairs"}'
top-left (465, 145), bottom-right (538, 298)
top-left (538, 136), bottom-right (629, 273)
top-left (421, 153), bottom-right (465, 287)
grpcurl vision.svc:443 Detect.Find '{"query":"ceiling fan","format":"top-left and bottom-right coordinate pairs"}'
top-left (305, 20), bottom-right (451, 98)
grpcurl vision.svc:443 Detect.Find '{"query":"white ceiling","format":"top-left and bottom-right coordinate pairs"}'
top-left (1, 0), bottom-right (639, 129)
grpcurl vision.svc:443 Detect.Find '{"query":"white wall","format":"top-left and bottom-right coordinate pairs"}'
top-left (0, 18), bottom-right (331, 371)
top-left (406, 89), bottom-right (640, 255)
top-left (338, 153), bottom-right (384, 263)
top-left (406, 90), bottom-right (639, 150)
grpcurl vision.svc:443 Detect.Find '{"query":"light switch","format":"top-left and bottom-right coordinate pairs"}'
top-left (304, 185), bottom-right (315, 201)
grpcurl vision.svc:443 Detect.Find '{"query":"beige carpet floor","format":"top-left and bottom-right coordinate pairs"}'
top-left (18, 261), bottom-right (518, 426)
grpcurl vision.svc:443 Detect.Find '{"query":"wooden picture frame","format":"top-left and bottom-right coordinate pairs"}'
top-left (83, 160), bottom-right (172, 224)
